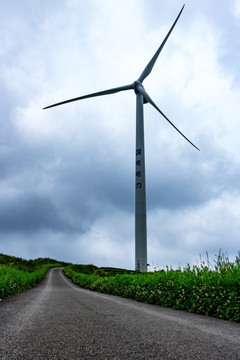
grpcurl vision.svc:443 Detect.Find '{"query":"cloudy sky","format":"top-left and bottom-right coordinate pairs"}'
top-left (1, 0), bottom-right (240, 270)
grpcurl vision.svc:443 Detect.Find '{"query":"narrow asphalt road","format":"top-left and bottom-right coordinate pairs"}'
top-left (0, 268), bottom-right (239, 359)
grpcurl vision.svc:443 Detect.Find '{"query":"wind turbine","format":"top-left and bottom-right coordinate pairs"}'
top-left (43, 4), bottom-right (199, 272)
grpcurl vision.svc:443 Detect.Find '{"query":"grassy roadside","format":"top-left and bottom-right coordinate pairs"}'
top-left (0, 254), bottom-right (65, 299)
top-left (0, 264), bottom-right (51, 299)
top-left (64, 252), bottom-right (240, 322)
top-left (2, 252), bottom-right (239, 321)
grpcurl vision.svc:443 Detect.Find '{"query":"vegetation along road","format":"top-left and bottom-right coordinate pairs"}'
top-left (0, 268), bottom-right (239, 359)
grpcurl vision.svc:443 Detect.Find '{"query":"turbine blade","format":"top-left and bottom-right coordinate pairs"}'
top-left (137, 86), bottom-right (199, 151)
top-left (43, 83), bottom-right (134, 110)
top-left (138, 4), bottom-right (185, 83)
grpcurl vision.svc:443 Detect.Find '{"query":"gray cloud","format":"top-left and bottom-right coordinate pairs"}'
top-left (0, 194), bottom-right (62, 232)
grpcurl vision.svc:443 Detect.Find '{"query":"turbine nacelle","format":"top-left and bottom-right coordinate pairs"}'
top-left (134, 81), bottom-right (149, 104)
top-left (133, 81), bottom-right (143, 93)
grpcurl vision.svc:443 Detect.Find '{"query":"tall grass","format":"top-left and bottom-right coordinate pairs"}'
top-left (64, 251), bottom-right (240, 322)
top-left (0, 254), bottom-right (65, 299)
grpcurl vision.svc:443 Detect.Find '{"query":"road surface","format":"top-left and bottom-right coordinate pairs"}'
top-left (0, 268), bottom-right (239, 359)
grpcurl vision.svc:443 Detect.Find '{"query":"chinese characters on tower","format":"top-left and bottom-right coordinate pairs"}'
top-left (136, 148), bottom-right (142, 189)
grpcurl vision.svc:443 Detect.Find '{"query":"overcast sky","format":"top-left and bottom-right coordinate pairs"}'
top-left (1, 0), bottom-right (240, 269)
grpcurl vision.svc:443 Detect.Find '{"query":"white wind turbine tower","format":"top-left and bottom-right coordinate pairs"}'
top-left (43, 4), bottom-right (199, 272)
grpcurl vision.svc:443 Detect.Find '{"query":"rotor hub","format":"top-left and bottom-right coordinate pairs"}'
top-left (133, 80), bottom-right (143, 94)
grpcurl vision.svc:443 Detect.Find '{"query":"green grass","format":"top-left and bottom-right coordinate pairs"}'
top-left (64, 251), bottom-right (240, 322)
top-left (0, 264), bottom-right (49, 298)
top-left (0, 253), bottom-right (66, 299)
